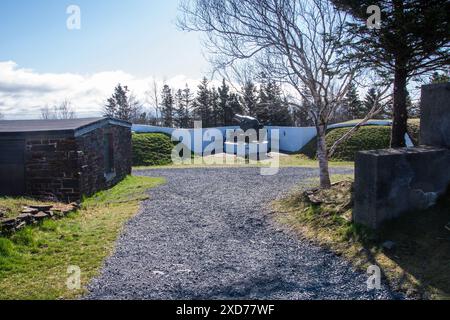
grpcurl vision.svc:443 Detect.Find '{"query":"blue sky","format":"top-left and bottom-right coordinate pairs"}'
top-left (0, 0), bottom-right (214, 119)
top-left (0, 0), bottom-right (207, 78)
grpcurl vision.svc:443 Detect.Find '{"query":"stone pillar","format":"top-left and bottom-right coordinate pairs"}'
top-left (353, 82), bottom-right (450, 229)
top-left (420, 83), bottom-right (450, 148)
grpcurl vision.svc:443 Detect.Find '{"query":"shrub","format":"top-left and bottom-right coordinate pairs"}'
top-left (300, 126), bottom-right (392, 161)
top-left (407, 119), bottom-right (420, 146)
top-left (132, 133), bottom-right (175, 166)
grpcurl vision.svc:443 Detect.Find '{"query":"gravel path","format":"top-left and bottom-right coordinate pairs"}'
top-left (86, 167), bottom-right (401, 300)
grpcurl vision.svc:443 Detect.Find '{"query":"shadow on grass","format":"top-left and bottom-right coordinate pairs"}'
top-left (275, 181), bottom-right (450, 299)
top-left (377, 193), bottom-right (450, 299)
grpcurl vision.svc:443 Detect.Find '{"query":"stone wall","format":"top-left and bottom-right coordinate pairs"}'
top-left (354, 147), bottom-right (450, 229)
top-left (353, 82), bottom-right (450, 229)
top-left (25, 124), bottom-right (132, 202)
top-left (25, 136), bottom-right (81, 202)
top-left (77, 124), bottom-right (132, 197)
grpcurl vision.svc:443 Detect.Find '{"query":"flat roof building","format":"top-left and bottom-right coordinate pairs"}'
top-left (0, 118), bottom-right (132, 202)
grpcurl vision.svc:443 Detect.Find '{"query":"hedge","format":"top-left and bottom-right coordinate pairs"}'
top-left (132, 133), bottom-right (175, 166)
top-left (407, 119), bottom-right (420, 146)
top-left (300, 126), bottom-right (392, 161)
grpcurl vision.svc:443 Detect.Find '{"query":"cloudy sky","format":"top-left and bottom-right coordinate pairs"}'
top-left (0, 0), bottom-right (211, 119)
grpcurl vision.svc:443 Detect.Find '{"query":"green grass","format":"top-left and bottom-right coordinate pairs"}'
top-left (133, 154), bottom-right (353, 170)
top-left (0, 175), bottom-right (165, 300)
top-left (132, 133), bottom-right (176, 166)
top-left (274, 176), bottom-right (450, 299)
top-left (300, 126), bottom-right (392, 161)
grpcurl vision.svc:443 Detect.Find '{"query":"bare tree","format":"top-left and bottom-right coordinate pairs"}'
top-left (179, 0), bottom-right (365, 188)
top-left (41, 100), bottom-right (76, 120)
top-left (40, 106), bottom-right (51, 120)
top-left (145, 79), bottom-right (162, 126)
top-left (57, 100), bottom-right (76, 119)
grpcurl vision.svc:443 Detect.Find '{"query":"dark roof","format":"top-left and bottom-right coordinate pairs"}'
top-left (0, 117), bottom-right (131, 136)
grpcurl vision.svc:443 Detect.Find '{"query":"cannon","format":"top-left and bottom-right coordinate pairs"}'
top-left (233, 114), bottom-right (264, 132)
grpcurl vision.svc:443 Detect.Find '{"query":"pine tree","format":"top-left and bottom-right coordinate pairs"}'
top-left (241, 81), bottom-right (258, 117)
top-left (292, 102), bottom-right (313, 127)
top-left (430, 71), bottom-right (450, 84)
top-left (104, 97), bottom-right (117, 118)
top-left (257, 78), bottom-right (292, 126)
top-left (343, 81), bottom-right (361, 120)
top-left (218, 79), bottom-right (232, 126)
top-left (332, 0), bottom-right (450, 147)
top-left (210, 87), bottom-right (221, 127)
top-left (363, 88), bottom-right (380, 119)
top-left (227, 93), bottom-right (244, 125)
top-left (181, 84), bottom-right (193, 128)
top-left (174, 89), bottom-right (185, 128)
top-left (193, 77), bottom-right (212, 127)
top-left (255, 82), bottom-right (271, 125)
top-left (103, 84), bottom-right (141, 122)
top-left (161, 84), bottom-right (174, 127)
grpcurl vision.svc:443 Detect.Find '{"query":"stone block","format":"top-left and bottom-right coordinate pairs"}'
top-left (420, 82), bottom-right (450, 148)
top-left (354, 147), bottom-right (450, 229)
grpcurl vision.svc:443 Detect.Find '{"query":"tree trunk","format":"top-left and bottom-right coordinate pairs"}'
top-left (391, 66), bottom-right (408, 147)
top-left (316, 124), bottom-right (331, 189)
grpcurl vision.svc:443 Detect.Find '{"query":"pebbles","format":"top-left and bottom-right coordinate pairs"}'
top-left (86, 167), bottom-right (402, 300)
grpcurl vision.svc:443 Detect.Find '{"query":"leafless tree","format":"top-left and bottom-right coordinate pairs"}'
top-left (179, 0), bottom-right (367, 188)
top-left (57, 100), bottom-right (76, 119)
top-left (41, 100), bottom-right (76, 120)
top-left (145, 79), bottom-right (162, 126)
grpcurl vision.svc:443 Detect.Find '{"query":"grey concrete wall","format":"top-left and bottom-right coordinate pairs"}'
top-left (421, 82), bottom-right (450, 148)
top-left (354, 147), bottom-right (450, 229)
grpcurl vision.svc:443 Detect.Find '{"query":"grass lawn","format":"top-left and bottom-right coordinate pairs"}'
top-left (0, 175), bottom-right (165, 300)
top-left (133, 153), bottom-right (353, 170)
top-left (273, 175), bottom-right (450, 299)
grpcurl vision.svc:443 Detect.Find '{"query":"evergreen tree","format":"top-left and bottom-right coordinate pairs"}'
top-left (218, 79), bottom-right (232, 126)
top-left (430, 71), bottom-right (450, 84)
top-left (255, 82), bottom-right (271, 125)
top-left (343, 81), bottom-right (362, 120)
top-left (181, 84), bottom-right (193, 128)
top-left (332, 0), bottom-right (450, 147)
top-left (257, 78), bottom-right (292, 126)
top-left (241, 81), bottom-right (258, 117)
top-left (103, 84), bottom-right (141, 122)
top-left (104, 96), bottom-right (117, 119)
top-left (210, 87), bottom-right (221, 127)
top-left (363, 88), bottom-right (380, 119)
top-left (174, 89), bottom-right (185, 128)
top-left (227, 93), bottom-right (244, 125)
top-left (161, 84), bottom-right (174, 127)
top-left (193, 77), bottom-right (212, 127)
top-left (292, 103), bottom-right (313, 127)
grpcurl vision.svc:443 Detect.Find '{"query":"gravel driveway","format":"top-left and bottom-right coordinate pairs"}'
top-left (86, 167), bottom-right (401, 300)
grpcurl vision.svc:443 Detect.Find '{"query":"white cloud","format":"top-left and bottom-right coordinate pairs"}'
top-left (0, 61), bottom-right (219, 120)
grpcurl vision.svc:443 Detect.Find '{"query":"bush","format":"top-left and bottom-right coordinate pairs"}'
top-left (132, 133), bottom-right (175, 166)
top-left (407, 119), bottom-right (420, 146)
top-left (300, 126), bottom-right (392, 161)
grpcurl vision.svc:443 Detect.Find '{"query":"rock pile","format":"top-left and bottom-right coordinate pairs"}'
top-left (0, 202), bottom-right (80, 233)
